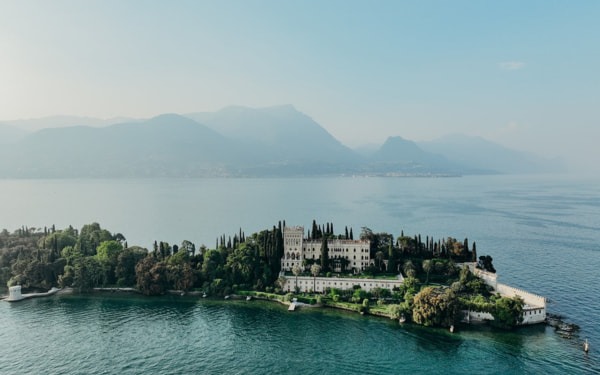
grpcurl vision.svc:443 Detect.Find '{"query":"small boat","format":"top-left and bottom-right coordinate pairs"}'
top-left (449, 325), bottom-right (455, 333)
top-left (246, 296), bottom-right (252, 301)
top-left (399, 315), bottom-right (406, 324)
top-left (202, 293), bottom-right (207, 298)
top-left (224, 295), bottom-right (230, 300)
top-left (584, 339), bottom-right (589, 353)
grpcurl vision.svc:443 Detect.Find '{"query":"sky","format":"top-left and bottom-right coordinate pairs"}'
top-left (1, 1), bottom-right (599, 171)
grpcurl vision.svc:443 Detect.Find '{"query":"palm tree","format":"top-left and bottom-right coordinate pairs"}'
top-left (422, 259), bottom-right (432, 284)
top-left (275, 276), bottom-right (287, 291)
top-left (310, 264), bottom-right (321, 293)
top-left (375, 251), bottom-right (385, 271)
top-left (292, 264), bottom-right (302, 292)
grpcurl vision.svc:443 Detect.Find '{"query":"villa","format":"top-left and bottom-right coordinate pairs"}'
top-left (280, 226), bottom-right (371, 273)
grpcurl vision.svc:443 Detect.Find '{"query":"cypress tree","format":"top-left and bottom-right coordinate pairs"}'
top-left (345, 226), bottom-right (349, 240)
top-left (349, 228), bottom-right (353, 240)
top-left (388, 235), bottom-right (396, 274)
top-left (320, 236), bottom-right (329, 272)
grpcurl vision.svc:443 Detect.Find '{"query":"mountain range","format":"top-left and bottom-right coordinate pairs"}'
top-left (0, 105), bottom-right (564, 178)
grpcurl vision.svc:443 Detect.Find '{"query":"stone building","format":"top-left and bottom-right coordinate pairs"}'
top-left (280, 226), bottom-right (371, 273)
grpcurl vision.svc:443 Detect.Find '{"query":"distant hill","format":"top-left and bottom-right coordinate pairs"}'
top-left (185, 105), bottom-right (358, 165)
top-left (366, 136), bottom-right (471, 174)
top-left (0, 123), bottom-right (27, 144)
top-left (0, 107), bottom-right (563, 178)
top-left (0, 114), bottom-right (232, 178)
top-left (0, 115), bottom-right (137, 132)
top-left (418, 134), bottom-right (565, 174)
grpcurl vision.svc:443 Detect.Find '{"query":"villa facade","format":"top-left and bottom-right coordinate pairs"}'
top-left (280, 226), bottom-right (371, 273)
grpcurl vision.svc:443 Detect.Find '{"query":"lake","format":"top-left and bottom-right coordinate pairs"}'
top-left (0, 175), bottom-right (599, 373)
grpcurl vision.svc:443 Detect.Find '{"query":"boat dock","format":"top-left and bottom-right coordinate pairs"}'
top-left (4, 285), bottom-right (61, 302)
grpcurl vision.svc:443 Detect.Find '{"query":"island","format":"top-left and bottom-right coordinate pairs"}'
top-left (0, 221), bottom-right (545, 330)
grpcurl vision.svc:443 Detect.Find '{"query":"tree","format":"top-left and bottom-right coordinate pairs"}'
top-left (422, 259), bottom-right (433, 284)
top-left (77, 223), bottom-right (114, 256)
top-left (96, 240), bottom-right (124, 286)
top-left (412, 287), bottom-right (460, 327)
top-left (115, 246), bottom-right (147, 286)
top-left (491, 296), bottom-right (524, 329)
top-left (478, 255), bottom-right (496, 273)
top-left (320, 236), bottom-right (329, 272)
top-left (292, 264), bottom-right (302, 292)
top-left (38, 231), bottom-right (77, 256)
top-left (360, 227), bottom-right (373, 241)
top-left (387, 236), bottom-right (396, 274)
top-left (310, 263), bottom-right (321, 292)
top-left (167, 262), bottom-right (195, 291)
top-left (135, 256), bottom-right (168, 296)
top-left (375, 251), bottom-right (384, 271)
top-left (181, 240), bottom-right (195, 256)
top-left (403, 260), bottom-right (416, 278)
top-left (69, 256), bottom-right (102, 292)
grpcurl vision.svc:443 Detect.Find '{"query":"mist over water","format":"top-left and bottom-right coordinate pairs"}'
top-left (1, 175), bottom-right (599, 373)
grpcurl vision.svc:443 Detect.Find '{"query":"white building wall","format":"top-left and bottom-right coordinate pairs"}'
top-left (283, 275), bottom-right (404, 293)
top-left (464, 310), bottom-right (495, 323)
top-left (7, 285), bottom-right (23, 301)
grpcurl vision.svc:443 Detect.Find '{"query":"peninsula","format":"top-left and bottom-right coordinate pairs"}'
top-left (1, 221), bottom-right (545, 329)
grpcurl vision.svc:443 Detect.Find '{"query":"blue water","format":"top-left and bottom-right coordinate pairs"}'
top-left (0, 175), bottom-right (598, 373)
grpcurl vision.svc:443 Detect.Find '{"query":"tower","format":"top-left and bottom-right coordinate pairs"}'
top-left (281, 226), bottom-right (304, 271)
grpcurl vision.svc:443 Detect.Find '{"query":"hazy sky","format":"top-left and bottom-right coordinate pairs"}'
top-left (1, 1), bottom-right (598, 171)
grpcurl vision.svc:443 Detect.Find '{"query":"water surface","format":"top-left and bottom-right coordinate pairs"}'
top-left (1, 175), bottom-right (598, 373)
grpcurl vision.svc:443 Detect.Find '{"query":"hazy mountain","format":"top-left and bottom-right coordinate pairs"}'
top-left (0, 107), bottom-right (362, 177)
top-left (1, 115), bottom-right (137, 132)
top-left (418, 134), bottom-right (565, 174)
top-left (0, 114), bottom-right (232, 177)
top-left (364, 136), bottom-right (474, 174)
top-left (0, 107), bottom-right (562, 178)
top-left (185, 105), bottom-right (358, 166)
top-left (0, 123), bottom-right (28, 144)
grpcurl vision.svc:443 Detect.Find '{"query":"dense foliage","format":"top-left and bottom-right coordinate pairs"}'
top-left (1, 222), bottom-right (284, 296)
top-left (1, 221), bottom-right (523, 329)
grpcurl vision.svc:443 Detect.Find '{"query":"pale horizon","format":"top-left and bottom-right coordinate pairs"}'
top-left (1, 1), bottom-right (599, 172)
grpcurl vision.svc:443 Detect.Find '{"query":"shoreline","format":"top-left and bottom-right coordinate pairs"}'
top-left (3, 286), bottom-right (559, 334)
